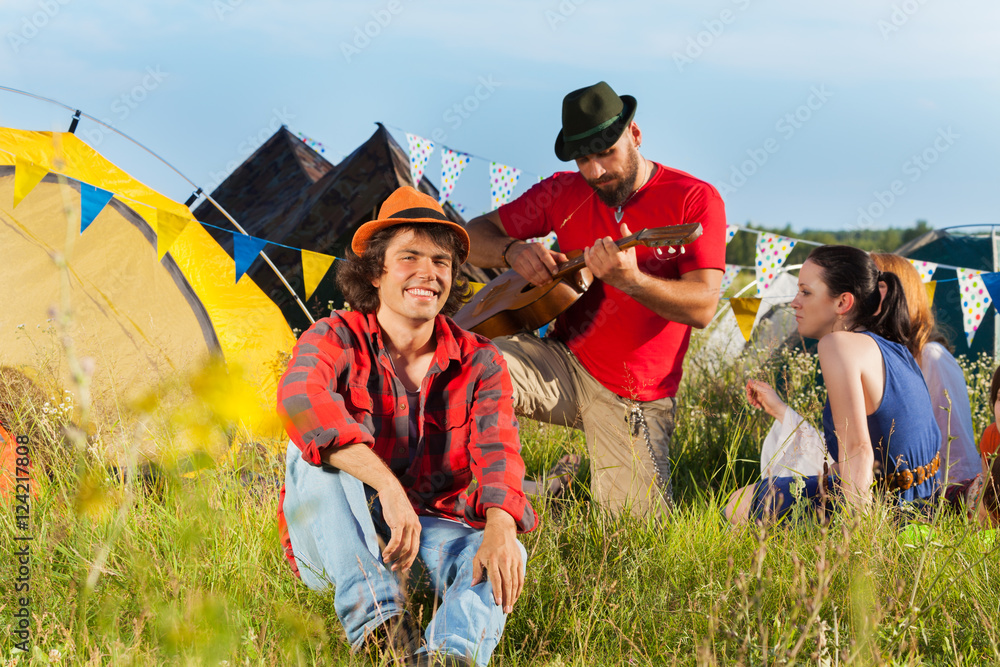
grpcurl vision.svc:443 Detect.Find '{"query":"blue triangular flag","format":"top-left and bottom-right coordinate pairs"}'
top-left (79, 183), bottom-right (114, 233)
top-left (981, 271), bottom-right (1000, 307)
top-left (233, 233), bottom-right (268, 283)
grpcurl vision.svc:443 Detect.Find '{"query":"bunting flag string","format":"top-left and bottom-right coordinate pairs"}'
top-left (79, 183), bottom-right (114, 234)
top-left (301, 249), bottom-right (337, 301)
top-left (384, 123), bottom-right (546, 182)
top-left (956, 268), bottom-right (992, 346)
top-left (233, 233), bottom-right (269, 284)
top-left (405, 133), bottom-right (435, 186)
top-left (438, 149), bottom-right (471, 204)
top-left (754, 233), bottom-right (796, 295)
top-left (719, 264), bottom-right (741, 295)
top-left (490, 162), bottom-right (521, 210)
top-left (15, 158), bottom-right (1000, 346)
top-left (295, 131), bottom-right (327, 155)
top-left (13, 158), bottom-right (48, 208)
top-left (908, 259), bottom-right (938, 283)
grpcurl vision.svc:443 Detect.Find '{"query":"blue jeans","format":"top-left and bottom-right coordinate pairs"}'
top-left (282, 442), bottom-right (524, 666)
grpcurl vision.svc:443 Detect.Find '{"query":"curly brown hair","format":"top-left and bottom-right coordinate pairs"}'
top-left (336, 223), bottom-right (472, 316)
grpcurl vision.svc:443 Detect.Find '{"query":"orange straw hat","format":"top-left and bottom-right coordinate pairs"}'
top-left (351, 186), bottom-right (471, 263)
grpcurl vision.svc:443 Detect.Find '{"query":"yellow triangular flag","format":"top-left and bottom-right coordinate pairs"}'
top-left (925, 281), bottom-right (936, 306)
top-left (302, 249), bottom-right (336, 300)
top-left (156, 209), bottom-right (190, 260)
top-left (13, 158), bottom-right (48, 208)
top-left (470, 281), bottom-right (486, 295)
top-left (730, 297), bottom-right (763, 342)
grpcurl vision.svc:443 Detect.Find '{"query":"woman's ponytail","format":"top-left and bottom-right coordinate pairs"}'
top-left (861, 271), bottom-right (910, 347)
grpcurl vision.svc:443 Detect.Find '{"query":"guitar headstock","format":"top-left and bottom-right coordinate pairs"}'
top-left (633, 223), bottom-right (703, 247)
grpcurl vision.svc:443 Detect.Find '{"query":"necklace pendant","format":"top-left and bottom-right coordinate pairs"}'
top-left (615, 207), bottom-right (623, 223)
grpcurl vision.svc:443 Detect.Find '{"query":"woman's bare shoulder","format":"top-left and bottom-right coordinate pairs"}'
top-left (817, 330), bottom-right (879, 358)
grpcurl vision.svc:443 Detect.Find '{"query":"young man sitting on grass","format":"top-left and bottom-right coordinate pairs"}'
top-left (276, 186), bottom-right (538, 667)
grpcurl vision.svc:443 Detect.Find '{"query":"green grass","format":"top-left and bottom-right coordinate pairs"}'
top-left (3, 344), bottom-right (1000, 665)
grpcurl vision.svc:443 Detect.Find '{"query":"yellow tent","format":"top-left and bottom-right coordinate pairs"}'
top-left (0, 129), bottom-right (295, 444)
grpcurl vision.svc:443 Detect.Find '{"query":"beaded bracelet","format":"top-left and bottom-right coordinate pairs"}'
top-left (501, 239), bottom-right (522, 268)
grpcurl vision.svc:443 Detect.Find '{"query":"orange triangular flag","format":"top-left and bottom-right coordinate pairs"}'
top-left (13, 158), bottom-right (48, 208)
top-left (731, 297), bottom-right (763, 342)
top-left (302, 249), bottom-right (337, 300)
top-left (156, 209), bottom-right (190, 260)
top-left (925, 281), bottom-right (937, 306)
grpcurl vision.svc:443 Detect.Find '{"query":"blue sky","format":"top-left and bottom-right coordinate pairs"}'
top-left (0, 0), bottom-right (997, 232)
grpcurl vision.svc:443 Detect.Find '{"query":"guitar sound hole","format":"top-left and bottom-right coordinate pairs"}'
top-left (519, 284), bottom-right (535, 294)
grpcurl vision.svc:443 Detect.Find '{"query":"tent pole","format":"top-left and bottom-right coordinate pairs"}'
top-left (0, 85), bottom-right (315, 325)
top-left (993, 227), bottom-right (999, 360)
top-left (202, 193), bottom-right (316, 324)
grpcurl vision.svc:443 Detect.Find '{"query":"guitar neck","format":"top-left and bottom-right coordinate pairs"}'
top-left (549, 223), bottom-right (702, 279)
top-left (551, 235), bottom-right (645, 280)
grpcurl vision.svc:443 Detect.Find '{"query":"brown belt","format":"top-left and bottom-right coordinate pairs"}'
top-left (885, 452), bottom-right (940, 491)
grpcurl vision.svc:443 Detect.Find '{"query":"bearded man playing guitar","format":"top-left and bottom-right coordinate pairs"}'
top-left (466, 81), bottom-right (726, 516)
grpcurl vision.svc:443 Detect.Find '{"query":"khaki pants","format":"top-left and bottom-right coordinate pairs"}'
top-left (494, 334), bottom-right (675, 517)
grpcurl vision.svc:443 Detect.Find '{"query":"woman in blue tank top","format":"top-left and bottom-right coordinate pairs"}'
top-left (724, 245), bottom-right (941, 524)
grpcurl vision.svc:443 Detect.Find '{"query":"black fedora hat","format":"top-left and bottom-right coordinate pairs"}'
top-left (554, 81), bottom-right (637, 162)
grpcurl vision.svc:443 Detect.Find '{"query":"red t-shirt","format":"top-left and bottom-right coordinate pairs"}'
top-left (498, 164), bottom-right (726, 401)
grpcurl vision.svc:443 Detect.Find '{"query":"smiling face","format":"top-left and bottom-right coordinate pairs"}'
top-left (575, 123), bottom-right (642, 207)
top-left (372, 229), bottom-right (453, 329)
top-left (790, 260), bottom-right (847, 339)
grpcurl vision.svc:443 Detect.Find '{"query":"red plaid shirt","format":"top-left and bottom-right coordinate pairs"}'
top-left (277, 311), bottom-right (537, 574)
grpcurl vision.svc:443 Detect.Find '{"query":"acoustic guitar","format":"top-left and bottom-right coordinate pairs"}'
top-left (453, 223), bottom-right (703, 339)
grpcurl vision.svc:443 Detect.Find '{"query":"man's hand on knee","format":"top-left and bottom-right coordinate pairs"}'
top-left (379, 486), bottom-right (421, 571)
top-left (472, 508), bottom-right (524, 614)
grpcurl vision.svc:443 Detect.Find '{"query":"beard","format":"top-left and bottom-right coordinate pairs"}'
top-left (585, 145), bottom-right (641, 207)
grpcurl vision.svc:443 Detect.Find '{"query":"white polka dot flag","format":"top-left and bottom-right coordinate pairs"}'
top-left (957, 268), bottom-right (992, 346)
top-left (908, 259), bottom-right (938, 283)
top-left (726, 224), bottom-right (738, 245)
top-left (438, 149), bottom-right (471, 204)
top-left (530, 231), bottom-right (558, 249)
top-left (720, 264), bottom-right (741, 295)
top-left (405, 133), bottom-right (435, 186)
top-left (490, 162), bottom-right (521, 210)
top-left (754, 233), bottom-right (796, 296)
